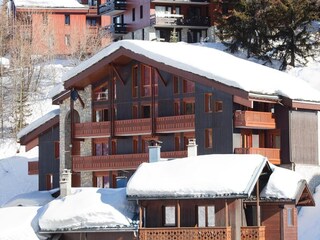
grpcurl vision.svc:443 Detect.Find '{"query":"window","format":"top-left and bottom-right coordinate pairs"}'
top-left (164, 206), bottom-right (176, 226)
top-left (183, 79), bottom-right (195, 93)
top-left (173, 76), bottom-right (179, 94)
top-left (183, 99), bottom-right (195, 115)
top-left (65, 34), bottom-right (71, 46)
top-left (287, 208), bottom-right (294, 226)
top-left (215, 101), bottom-right (223, 112)
top-left (87, 18), bottom-right (97, 26)
top-left (65, 14), bottom-right (70, 25)
top-left (205, 93), bottom-right (213, 112)
top-left (132, 8), bottom-right (135, 21)
top-left (198, 205), bottom-right (215, 227)
top-left (94, 140), bottom-right (109, 156)
top-left (46, 174), bottom-right (53, 190)
top-left (95, 108), bottom-right (109, 122)
top-left (205, 128), bottom-right (213, 148)
top-left (132, 65), bottom-right (138, 98)
top-left (142, 105), bottom-right (151, 118)
top-left (132, 32), bottom-right (135, 39)
top-left (95, 86), bottom-right (108, 101)
top-left (141, 65), bottom-right (151, 97)
top-left (140, 5), bottom-right (143, 19)
top-left (54, 141), bottom-right (59, 160)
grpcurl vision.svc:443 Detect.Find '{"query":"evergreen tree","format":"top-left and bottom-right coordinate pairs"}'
top-left (216, 0), bottom-right (320, 69)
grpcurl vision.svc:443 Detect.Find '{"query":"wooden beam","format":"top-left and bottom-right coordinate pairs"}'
top-left (25, 137), bottom-right (39, 152)
top-left (155, 68), bottom-right (167, 86)
top-left (233, 95), bottom-right (252, 108)
top-left (256, 180), bottom-right (261, 227)
top-left (111, 63), bottom-right (125, 86)
top-left (225, 200), bottom-right (229, 227)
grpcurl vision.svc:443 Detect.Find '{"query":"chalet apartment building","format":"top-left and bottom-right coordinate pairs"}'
top-left (6, 0), bottom-right (111, 56)
top-left (97, 0), bottom-right (231, 43)
top-left (18, 40), bottom-right (320, 191)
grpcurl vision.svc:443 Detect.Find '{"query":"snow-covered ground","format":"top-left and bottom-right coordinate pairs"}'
top-left (0, 40), bottom-right (319, 239)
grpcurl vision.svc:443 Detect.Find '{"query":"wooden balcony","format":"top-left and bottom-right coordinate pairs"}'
top-left (99, 0), bottom-right (126, 16)
top-left (234, 148), bottom-right (281, 165)
top-left (234, 111), bottom-right (276, 129)
top-left (74, 121), bottom-right (110, 138)
top-left (156, 114), bottom-right (195, 133)
top-left (72, 151), bottom-right (187, 172)
top-left (241, 226), bottom-right (265, 240)
top-left (74, 115), bottom-right (195, 138)
top-left (139, 227), bottom-right (232, 240)
top-left (28, 161), bottom-right (39, 175)
top-left (115, 118), bottom-right (151, 136)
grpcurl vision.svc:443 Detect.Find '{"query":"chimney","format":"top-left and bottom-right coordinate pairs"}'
top-left (187, 139), bottom-right (197, 157)
top-left (60, 169), bottom-right (72, 197)
top-left (148, 140), bottom-right (162, 163)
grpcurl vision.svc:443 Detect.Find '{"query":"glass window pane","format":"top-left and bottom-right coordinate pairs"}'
top-left (207, 206), bottom-right (215, 227)
top-left (165, 206), bottom-right (176, 226)
top-left (198, 206), bottom-right (206, 227)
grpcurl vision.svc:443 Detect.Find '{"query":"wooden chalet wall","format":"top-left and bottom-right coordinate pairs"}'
top-left (95, 59), bottom-right (234, 155)
top-left (289, 110), bottom-right (319, 165)
top-left (60, 231), bottom-right (136, 240)
top-left (38, 125), bottom-right (60, 191)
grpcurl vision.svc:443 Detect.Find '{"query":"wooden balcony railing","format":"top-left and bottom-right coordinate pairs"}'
top-left (156, 114), bottom-right (195, 133)
top-left (115, 118), bottom-right (151, 136)
top-left (74, 121), bottom-right (110, 138)
top-left (28, 161), bottom-right (39, 175)
top-left (234, 111), bottom-right (276, 129)
top-left (73, 151), bottom-right (187, 172)
top-left (139, 227), bottom-right (232, 240)
top-left (241, 226), bottom-right (265, 240)
top-left (74, 115), bottom-right (195, 138)
top-left (234, 148), bottom-right (280, 165)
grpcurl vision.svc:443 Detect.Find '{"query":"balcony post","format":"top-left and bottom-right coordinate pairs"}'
top-left (225, 199), bottom-right (229, 227)
top-left (257, 179), bottom-right (261, 226)
top-left (177, 200), bottom-right (181, 228)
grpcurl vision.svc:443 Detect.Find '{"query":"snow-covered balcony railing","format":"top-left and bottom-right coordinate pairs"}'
top-left (28, 161), bottom-right (39, 175)
top-left (234, 148), bottom-right (280, 165)
top-left (234, 110), bottom-right (276, 129)
top-left (139, 227), bottom-right (232, 240)
top-left (72, 151), bottom-right (187, 172)
top-left (98, 0), bottom-right (126, 16)
top-left (241, 226), bottom-right (265, 240)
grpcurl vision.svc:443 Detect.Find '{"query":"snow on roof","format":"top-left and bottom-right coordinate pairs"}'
top-left (13, 0), bottom-right (87, 8)
top-left (126, 154), bottom-right (268, 199)
top-left (0, 206), bottom-right (42, 239)
top-left (2, 189), bottom-right (57, 207)
top-left (127, 154), bottom-right (306, 201)
top-left (39, 188), bottom-right (137, 231)
top-left (261, 164), bottom-right (304, 200)
top-left (62, 40), bottom-right (320, 103)
top-left (17, 108), bottom-right (59, 140)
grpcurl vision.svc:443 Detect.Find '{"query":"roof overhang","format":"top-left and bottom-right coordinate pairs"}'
top-left (19, 115), bottom-right (59, 147)
top-left (39, 227), bottom-right (136, 234)
top-left (63, 47), bottom-right (249, 100)
top-left (282, 97), bottom-right (320, 111)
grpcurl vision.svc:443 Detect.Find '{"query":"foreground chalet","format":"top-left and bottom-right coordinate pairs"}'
top-left (18, 40), bottom-right (320, 190)
top-left (127, 154), bottom-right (314, 240)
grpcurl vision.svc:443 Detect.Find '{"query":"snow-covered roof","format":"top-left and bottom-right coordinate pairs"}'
top-left (39, 188), bottom-right (137, 232)
top-left (126, 154), bottom-right (306, 201)
top-left (126, 154), bottom-right (268, 199)
top-left (13, 0), bottom-right (87, 8)
top-left (17, 108), bottom-right (59, 140)
top-left (62, 40), bottom-right (320, 103)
